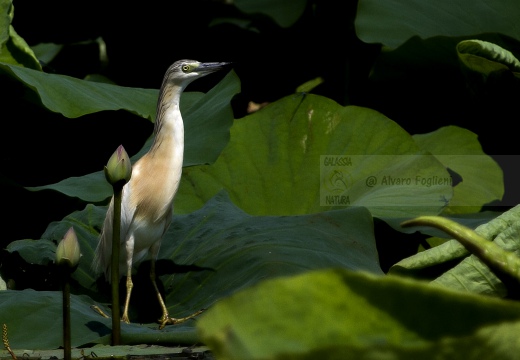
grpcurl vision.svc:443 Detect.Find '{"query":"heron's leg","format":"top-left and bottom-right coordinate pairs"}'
top-left (121, 271), bottom-right (133, 323)
top-left (149, 256), bottom-right (169, 320)
top-left (148, 243), bottom-right (204, 329)
top-left (121, 237), bottom-right (134, 323)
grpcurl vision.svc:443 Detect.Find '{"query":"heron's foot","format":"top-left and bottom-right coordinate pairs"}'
top-left (121, 313), bottom-right (131, 324)
top-left (158, 309), bottom-right (205, 330)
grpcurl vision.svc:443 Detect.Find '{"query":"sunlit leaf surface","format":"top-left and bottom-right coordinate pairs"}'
top-left (198, 268), bottom-right (520, 360)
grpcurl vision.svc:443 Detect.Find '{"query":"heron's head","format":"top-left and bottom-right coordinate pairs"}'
top-left (166, 59), bottom-right (230, 87)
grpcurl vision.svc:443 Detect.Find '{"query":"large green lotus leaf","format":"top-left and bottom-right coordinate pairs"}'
top-left (0, 0), bottom-right (41, 69)
top-left (0, 0), bottom-right (9, 45)
top-left (3, 191), bottom-right (381, 348)
top-left (198, 268), bottom-right (520, 360)
top-left (6, 239), bottom-right (56, 265)
top-left (28, 171), bottom-right (113, 204)
top-left (0, 290), bottom-right (111, 349)
top-left (457, 39), bottom-right (520, 77)
top-left (233, 0), bottom-right (307, 28)
top-left (355, 0), bottom-right (520, 49)
top-left (412, 125), bottom-right (504, 214)
top-left (391, 205), bottom-right (520, 297)
top-left (182, 70), bottom-right (239, 166)
top-left (0, 289), bottom-right (200, 349)
top-left (176, 93), bottom-right (452, 218)
top-left (158, 192), bottom-right (382, 315)
top-left (25, 70), bottom-right (240, 202)
top-left (0, 62), bottom-right (150, 118)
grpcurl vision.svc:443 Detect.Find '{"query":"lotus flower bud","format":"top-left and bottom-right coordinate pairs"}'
top-left (56, 227), bottom-right (81, 271)
top-left (104, 145), bottom-right (132, 185)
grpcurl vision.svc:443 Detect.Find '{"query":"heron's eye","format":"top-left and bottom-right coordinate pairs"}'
top-left (182, 65), bottom-right (190, 72)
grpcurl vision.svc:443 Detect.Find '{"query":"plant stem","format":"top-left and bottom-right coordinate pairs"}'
top-left (111, 183), bottom-right (123, 345)
top-left (62, 271), bottom-right (71, 360)
top-left (401, 215), bottom-right (520, 298)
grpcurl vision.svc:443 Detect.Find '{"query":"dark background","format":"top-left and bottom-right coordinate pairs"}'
top-left (2, 0), bottom-right (519, 271)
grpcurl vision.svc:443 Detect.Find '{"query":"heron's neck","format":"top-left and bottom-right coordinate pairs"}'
top-left (149, 82), bottom-right (185, 158)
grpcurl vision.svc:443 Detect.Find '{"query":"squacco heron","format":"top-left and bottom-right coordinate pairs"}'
top-left (93, 60), bottom-right (229, 328)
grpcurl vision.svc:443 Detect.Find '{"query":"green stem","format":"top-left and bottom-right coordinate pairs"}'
top-left (401, 215), bottom-right (520, 298)
top-left (111, 183), bottom-right (123, 345)
top-left (62, 271), bottom-right (71, 360)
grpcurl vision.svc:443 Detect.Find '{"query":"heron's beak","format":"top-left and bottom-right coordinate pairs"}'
top-left (198, 62), bottom-right (232, 74)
